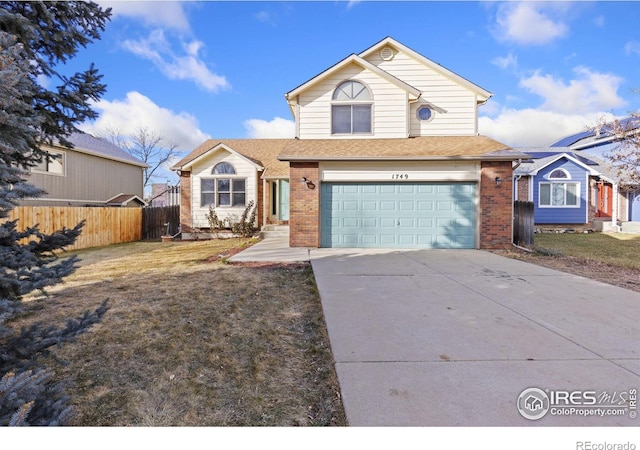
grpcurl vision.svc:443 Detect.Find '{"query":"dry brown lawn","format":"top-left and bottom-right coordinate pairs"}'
top-left (17, 239), bottom-right (346, 426)
top-left (497, 232), bottom-right (640, 293)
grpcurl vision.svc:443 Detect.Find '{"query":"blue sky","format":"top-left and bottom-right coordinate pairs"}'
top-left (66, 1), bottom-right (640, 182)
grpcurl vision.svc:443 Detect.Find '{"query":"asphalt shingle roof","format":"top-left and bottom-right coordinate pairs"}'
top-left (173, 136), bottom-right (524, 179)
top-left (56, 132), bottom-right (147, 167)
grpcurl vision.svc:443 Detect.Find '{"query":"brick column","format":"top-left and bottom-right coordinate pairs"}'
top-left (289, 162), bottom-right (320, 247)
top-left (179, 171), bottom-right (193, 233)
top-left (480, 161), bottom-right (513, 249)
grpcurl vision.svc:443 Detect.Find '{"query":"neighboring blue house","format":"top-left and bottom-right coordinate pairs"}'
top-left (514, 150), bottom-right (612, 228)
top-left (514, 116), bottom-right (639, 229)
top-left (549, 116), bottom-right (640, 222)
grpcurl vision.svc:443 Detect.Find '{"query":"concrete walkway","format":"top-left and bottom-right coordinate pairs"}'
top-left (229, 238), bottom-right (640, 426)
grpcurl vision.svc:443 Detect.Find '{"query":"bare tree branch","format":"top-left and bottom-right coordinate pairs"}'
top-left (99, 126), bottom-right (180, 188)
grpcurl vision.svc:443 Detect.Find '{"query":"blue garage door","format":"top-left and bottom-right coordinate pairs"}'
top-left (321, 182), bottom-right (476, 248)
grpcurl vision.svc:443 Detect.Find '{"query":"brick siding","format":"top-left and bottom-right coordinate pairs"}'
top-left (479, 161), bottom-right (514, 249)
top-left (516, 175), bottom-right (529, 201)
top-left (289, 162), bottom-right (320, 247)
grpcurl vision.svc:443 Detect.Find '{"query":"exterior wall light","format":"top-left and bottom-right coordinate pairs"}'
top-left (495, 176), bottom-right (502, 187)
top-left (301, 176), bottom-right (315, 190)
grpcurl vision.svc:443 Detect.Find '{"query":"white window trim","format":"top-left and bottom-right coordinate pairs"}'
top-left (331, 80), bottom-right (373, 136)
top-left (538, 181), bottom-right (580, 208)
top-left (546, 168), bottom-right (571, 180)
top-left (416, 105), bottom-right (434, 122)
top-left (31, 150), bottom-right (66, 177)
top-left (200, 176), bottom-right (246, 208)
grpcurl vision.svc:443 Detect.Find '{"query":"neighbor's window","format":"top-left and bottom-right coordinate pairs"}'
top-left (548, 168), bottom-right (569, 179)
top-left (32, 151), bottom-right (65, 175)
top-left (331, 80), bottom-right (372, 134)
top-left (201, 162), bottom-right (246, 207)
top-left (539, 182), bottom-right (579, 207)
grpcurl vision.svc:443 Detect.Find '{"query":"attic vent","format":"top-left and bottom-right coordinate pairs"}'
top-left (380, 47), bottom-right (394, 61)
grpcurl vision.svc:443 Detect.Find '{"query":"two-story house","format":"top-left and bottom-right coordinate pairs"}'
top-left (172, 37), bottom-right (527, 249)
top-left (24, 131), bottom-right (147, 207)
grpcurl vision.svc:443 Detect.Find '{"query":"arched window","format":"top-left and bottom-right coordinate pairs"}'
top-left (332, 80), bottom-right (372, 101)
top-left (201, 162), bottom-right (245, 208)
top-left (331, 80), bottom-right (372, 134)
top-left (539, 168), bottom-right (578, 208)
top-left (213, 162), bottom-right (236, 175)
top-left (548, 168), bottom-right (570, 179)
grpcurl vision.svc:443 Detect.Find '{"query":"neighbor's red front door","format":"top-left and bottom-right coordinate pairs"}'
top-left (596, 182), bottom-right (613, 218)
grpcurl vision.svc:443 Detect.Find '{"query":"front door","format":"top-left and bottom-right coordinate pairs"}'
top-left (278, 180), bottom-right (290, 221)
top-left (596, 182), bottom-right (612, 218)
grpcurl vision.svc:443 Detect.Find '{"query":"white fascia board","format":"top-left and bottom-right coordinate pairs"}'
top-left (285, 53), bottom-right (421, 104)
top-left (179, 143), bottom-right (264, 172)
top-left (529, 153), bottom-right (600, 176)
top-left (360, 37), bottom-right (493, 102)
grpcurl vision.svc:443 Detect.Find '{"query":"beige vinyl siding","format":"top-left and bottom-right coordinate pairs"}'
top-left (297, 63), bottom-right (409, 139)
top-left (320, 160), bottom-right (481, 182)
top-left (24, 147), bottom-right (144, 205)
top-left (366, 49), bottom-right (479, 136)
top-left (190, 150), bottom-right (259, 228)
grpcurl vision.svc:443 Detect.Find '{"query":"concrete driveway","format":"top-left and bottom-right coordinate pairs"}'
top-left (310, 249), bottom-right (640, 426)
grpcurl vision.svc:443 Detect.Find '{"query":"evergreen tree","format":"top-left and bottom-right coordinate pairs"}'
top-left (0, 2), bottom-right (111, 425)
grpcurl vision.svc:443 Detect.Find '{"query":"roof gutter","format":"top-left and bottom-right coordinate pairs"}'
top-left (278, 154), bottom-right (529, 162)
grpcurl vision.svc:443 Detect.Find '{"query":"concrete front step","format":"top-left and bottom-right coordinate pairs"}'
top-left (620, 222), bottom-right (640, 233)
top-left (259, 225), bottom-right (289, 239)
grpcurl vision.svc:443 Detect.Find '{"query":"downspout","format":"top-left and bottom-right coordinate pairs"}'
top-left (512, 159), bottom-right (522, 171)
top-left (407, 94), bottom-right (421, 137)
top-left (261, 174), bottom-right (267, 230)
top-left (612, 182), bottom-right (620, 232)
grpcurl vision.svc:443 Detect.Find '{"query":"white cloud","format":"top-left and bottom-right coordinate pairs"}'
top-left (492, 53), bottom-right (518, 71)
top-left (243, 117), bottom-right (295, 138)
top-left (493, 3), bottom-right (569, 45)
top-left (520, 66), bottom-right (626, 114)
top-left (479, 109), bottom-right (616, 148)
top-left (625, 41), bottom-right (640, 56)
top-left (79, 91), bottom-right (210, 152)
top-left (254, 10), bottom-right (275, 24)
top-left (122, 30), bottom-right (229, 93)
top-left (99, 1), bottom-right (191, 32)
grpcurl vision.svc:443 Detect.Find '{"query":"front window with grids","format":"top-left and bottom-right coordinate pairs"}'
top-left (201, 162), bottom-right (246, 207)
top-left (331, 80), bottom-right (372, 134)
top-left (539, 169), bottom-right (579, 207)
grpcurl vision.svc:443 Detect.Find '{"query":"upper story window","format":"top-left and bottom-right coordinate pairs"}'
top-left (417, 106), bottom-right (433, 121)
top-left (201, 162), bottom-right (246, 207)
top-left (548, 168), bottom-right (570, 179)
top-left (331, 80), bottom-right (372, 135)
top-left (213, 162), bottom-right (236, 175)
top-left (32, 150), bottom-right (65, 176)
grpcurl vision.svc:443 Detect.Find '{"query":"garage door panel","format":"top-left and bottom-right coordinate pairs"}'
top-left (380, 234), bottom-right (396, 245)
top-left (362, 218), bottom-right (377, 228)
top-left (362, 201), bottom-right (377, 211)
top-left (380, 185), bottom-right (396, 194)
top-left (321, 182), bottom-right (476, 248)
top-left (398, 218), bottom-right (414, 228)
top-left (380, 201), bottom-right (396, 211)
top-left (343, 217), bottom-right (359, 228)
top-left (380, 218), bottom-right (396, 228)
top-left (418, 201), bottom-right (434, 211)
top-left (437, 201), bottom-right (453, 211)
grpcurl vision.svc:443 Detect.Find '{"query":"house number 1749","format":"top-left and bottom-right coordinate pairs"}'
top-left (391, 174), bottom-right (409, 180)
